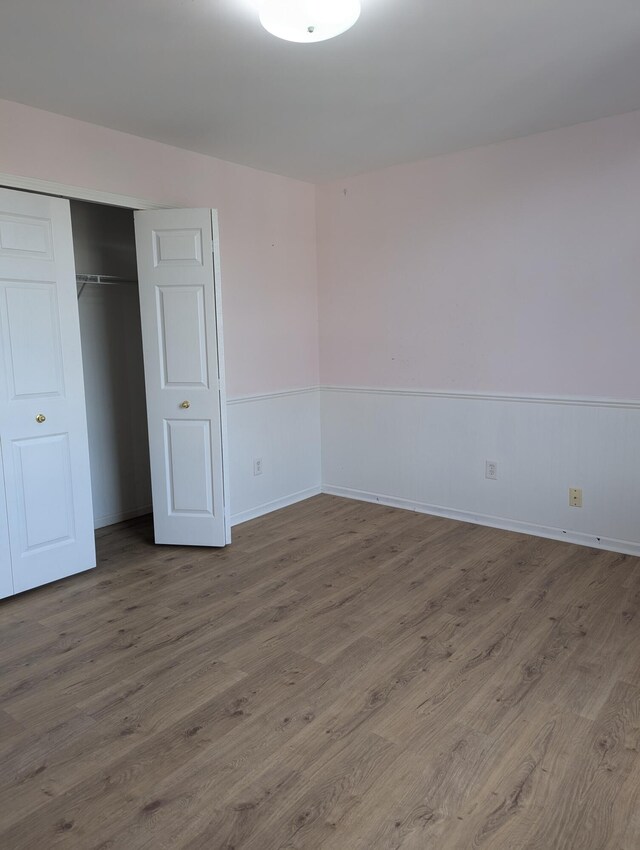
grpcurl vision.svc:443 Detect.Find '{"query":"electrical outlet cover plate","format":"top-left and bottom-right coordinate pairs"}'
top-left (569, 487), bottom-right (582, 507)
top-left (485, 460), bottom-right (498, 480)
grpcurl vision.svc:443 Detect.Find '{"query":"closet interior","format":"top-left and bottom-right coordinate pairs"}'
top-left (70, 199), bottom-right (152, 529)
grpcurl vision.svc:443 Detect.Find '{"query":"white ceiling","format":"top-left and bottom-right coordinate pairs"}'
top-left (1, 0), bottom-right (639, 182)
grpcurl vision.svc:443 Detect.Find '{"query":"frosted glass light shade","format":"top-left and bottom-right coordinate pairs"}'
top-left (259, 0), bottom-right (361, 43)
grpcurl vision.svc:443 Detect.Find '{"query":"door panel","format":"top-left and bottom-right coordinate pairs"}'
top-left (12, 434), bottom-right (74, 551)
top-left (3, 282), bottom-right (64, 398)
top-left (0, 187), bottom-right (95, 596)
top-left (157, 285), bottom-right (209, 387)
top-left (153, 228), bottom-right (203, 266)
top-left (0, 211), bottom-right (54, 259)
top-left (135, 208), bottom-right (226, 547)
top-left (165, 419), bottom-right (213, 515)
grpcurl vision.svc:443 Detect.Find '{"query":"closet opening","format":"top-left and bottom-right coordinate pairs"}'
top-left (70, 199), bottom-right (152, 531)
top-left (1, 179), bottom-right (229, 596)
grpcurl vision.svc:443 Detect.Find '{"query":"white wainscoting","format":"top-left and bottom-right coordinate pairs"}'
top-left (321, 387), bottom-right (640, 556)
top-left (227, 388), bottom-right (321, 526)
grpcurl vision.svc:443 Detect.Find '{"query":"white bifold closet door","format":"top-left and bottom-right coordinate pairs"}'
top-left (134, 208), bottom-right (226, 547)
top-left (0, 187), bottom-right (95, 597)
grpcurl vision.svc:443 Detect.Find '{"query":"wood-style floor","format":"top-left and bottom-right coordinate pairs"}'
top-left (1, 495), bottom-right (639, 849)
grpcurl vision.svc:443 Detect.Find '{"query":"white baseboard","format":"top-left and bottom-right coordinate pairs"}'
top-left (231, 486), bottom-right (322, 526)
top-left (322, 485), bottom-right (640, 558)
top-left (321, 387), bottom-right (640, 559)
top-left (94, 505), bottom-right (152, 530)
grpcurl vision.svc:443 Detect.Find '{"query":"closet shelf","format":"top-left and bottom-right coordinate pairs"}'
top-left (76, 274), bottom-right (138, 285)
top-left (76, 274), bottom-right (138, 298)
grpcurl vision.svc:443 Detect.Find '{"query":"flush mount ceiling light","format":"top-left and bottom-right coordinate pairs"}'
top-left (259, 0), bottom-right (361, 43)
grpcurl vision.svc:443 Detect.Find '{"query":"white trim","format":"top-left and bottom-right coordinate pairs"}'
top-left (211, 209), bottom-right (232, 544)
top-left (0, 172), bottom-right (166, 210)
top-left (227, 386), bottom-right (319, 405)
top-left (93, 505), bottom-right (152, 530)
top-left (231, 486), bottom-right (322, 526)
top-left (321, 385), bottom-right (640, 410)
top-left (322, 485), bottom-right (640, 558)
top-left (226, 384), bottom-right (640, 410)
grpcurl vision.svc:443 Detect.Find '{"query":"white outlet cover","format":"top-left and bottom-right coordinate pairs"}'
top-left (485, 460), bottom-right (498, 480)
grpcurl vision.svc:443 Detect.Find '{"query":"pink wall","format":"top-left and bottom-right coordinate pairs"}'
top-left (3, 100), bottom-right (639, 402)
top-left (0, 99), bottom-right (318, 398)
top-left (317, 110), bottom-right (640, 400)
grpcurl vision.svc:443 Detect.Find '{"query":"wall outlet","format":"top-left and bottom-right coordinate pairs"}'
top-left (253, 458), bottom-right (263, 476)
top-left (569, 487), bottom-right (582, 508)
top-left (485, 460), bottom-right (498, 480)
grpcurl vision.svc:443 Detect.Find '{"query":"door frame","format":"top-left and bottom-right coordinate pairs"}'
top-left (0, 172), bottom-right (232, 544)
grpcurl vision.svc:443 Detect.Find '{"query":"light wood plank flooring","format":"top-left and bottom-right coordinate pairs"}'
top-left (1, 494), bottom-right (639, 849)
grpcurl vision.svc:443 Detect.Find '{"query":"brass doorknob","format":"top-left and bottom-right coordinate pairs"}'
top-left (35, 413), bottom-right (46, 423)
top-left (180, 400), bottom-right (191, 409)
